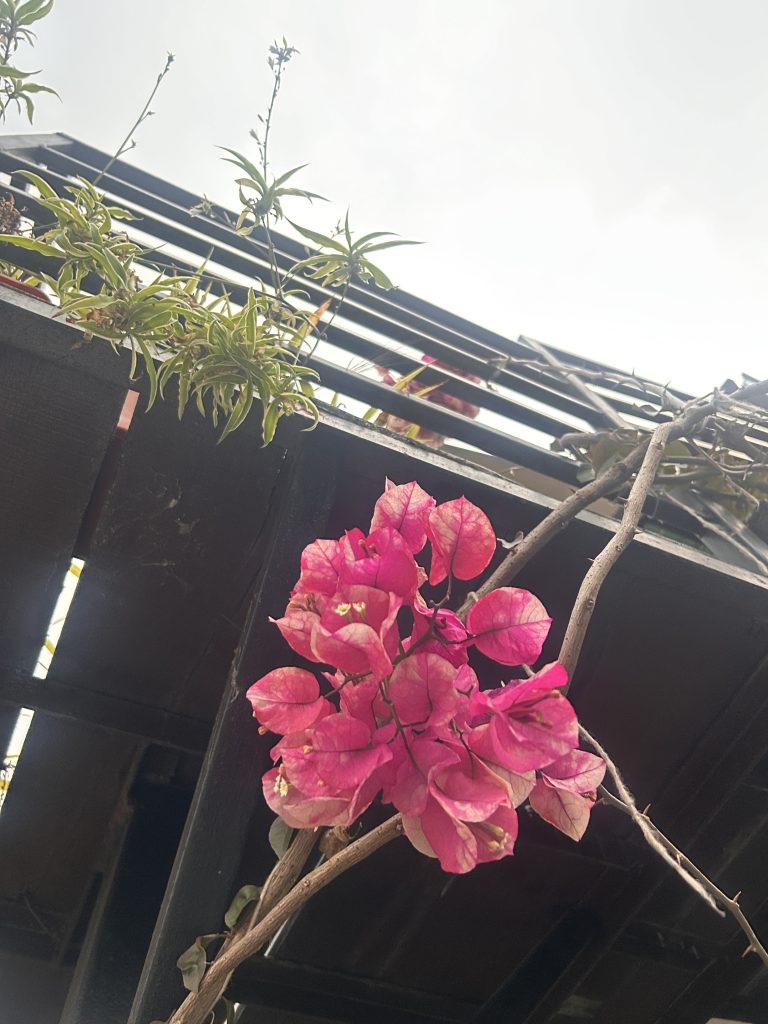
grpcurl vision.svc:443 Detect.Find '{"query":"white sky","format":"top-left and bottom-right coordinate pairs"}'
top-left (6, 0), bottom-right (767, 394)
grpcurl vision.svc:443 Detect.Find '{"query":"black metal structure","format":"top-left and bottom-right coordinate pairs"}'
top-left (1, 137), bottom-right (768, 1024)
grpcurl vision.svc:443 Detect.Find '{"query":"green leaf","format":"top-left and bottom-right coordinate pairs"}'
top-left (224, 884), bottom-right (262, 929)
top-left (0, 63), bottom-right (35, 79)
top-left (392, 364), bottom-right (427, 390)
top-left (219, 385), bottom-right (254, 441)
top-left (15, 169), bottom-right (59, 199)
top-left (20, 92), bottom-right (35, 124)
top-left (132, 334), bottom-right (159, 409)
top-left (16, 0), bottom-right (54, 25)
top-left (217, 147), bottom-right (266, 188)
top-left (268, 816), bottom-right (295, 858)
top-left (352, 230), bottom-right (397, 248)
top-left (262, 402), bottom-right (282, 445)
top-left (19, 82), bottom-right (58, 97)
top-left (362, 260), bottom-right (395, 290)
top-left (360, 238), bottom-right (422, 254)
top-left (288, 220), bottom-right (348, 253)
top-left (343, 210), bottom-right (352, 249)
top-left (273, 163), bottom-right (309, 187)
top-left (0, 233), bottom-right (61, 257)
top-left (175, 933), bottom-right (221, 994)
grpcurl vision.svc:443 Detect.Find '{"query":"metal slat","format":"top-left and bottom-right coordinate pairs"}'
top-left (23, 145), bottom-right (665, 426)
top-left (32, 135), bottom-right (690, 404)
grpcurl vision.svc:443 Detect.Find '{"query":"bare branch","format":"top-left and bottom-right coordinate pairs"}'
top-left (457, 440), bottom-right (650, 619)
top-left (558, 379), bottom-right (768, 677)
top-left (169, 814), bottom-right (403, 1024)
top-left (521, 336), bottom-right (628, 429)
top-left (579, 725), bottom-right (768, 969)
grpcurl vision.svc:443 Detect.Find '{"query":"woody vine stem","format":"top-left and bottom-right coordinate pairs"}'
top-left (167, 376), bottom-right (768, 1024)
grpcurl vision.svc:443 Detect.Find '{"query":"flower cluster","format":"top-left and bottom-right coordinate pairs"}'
top-left (248, 481), bottom-right (605, 873)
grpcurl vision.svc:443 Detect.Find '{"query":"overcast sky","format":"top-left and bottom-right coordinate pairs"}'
top-left (6, 0), bottom-right (767, 394)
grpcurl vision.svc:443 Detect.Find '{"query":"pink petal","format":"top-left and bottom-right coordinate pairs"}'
top-left (466, 587), bottom-right (551, 665)
top-left (388, 653), bottom-right (459, 730)
top-left (262, 767), bottom-right (353, 828)
top-left (271, 607), bottom-right (320, 662)
top-left (323, 585), bottom-right (402, 659)
top-left (296, 538), bottom-right (341, 596)
top-left (370, 480), bottom-right (436, 553)
top-left (540, 750), bottom-right (606, 794)
top-left (386, 735), bottom-right (460, 816)
top-left (246, 667), bottom-right (329, 734)
top-left (528, 778), bottom-right (593, 841)
top-left (430, 758), bottom-right (508, 822)
top-left (419, 798), bottom-right (478, 873)
top-left (468, 803), bottom-right (519, 863)
top-left (311, 621), bottom-right (393, 682)
top-left (401, 814), bottom-right (439, 860)
top-left (263, 764), bottom-right (383, 829)
top-left (339, 527), bottom-right (419, 598)
top-left (476, 752), bottom-right (535, 807)
top-left (339, 678), bottom-right (385, 730)
top-left (425, 497), bottom-right (496, 585)
top-left (289, 714), bottom-right (392, 791)
top-left (408, 598), bottom-right (469, 667)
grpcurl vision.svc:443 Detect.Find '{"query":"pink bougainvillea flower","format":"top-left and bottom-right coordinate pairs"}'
top-left (424, 496), bottom-right (496, 586)
top-left (467, 803), bottom-right (519, 864)
top-left (528, 780), bottom-right (597, 841)
top-left (271, 604), bottom-right (321, 662)
top-left (466, 587), bottom-right (551, 665)
top-left (538, 750), bottom-right (606, 794)
top-left (384, 734), bottom-right (461, 816)
top-left (527, 749), bottom-right (605, 839)
top-left (408, 596), bottom-right (469, 667)
top-left (388, 652), bottom-right (459, 730)
top-left (311, 620), bottom-right (393, 682)
top-left (338, 677), bottom-right (385, 731)
top-left (339, 526), bottom-right (419, 599)
top-left (401, 764), bottom-right (515, 874)
top-left (478, 757), bottom-right (536, 808)
top-left (246, 667), bottom-right (331, 735)
top-left (294, 538), bottom-right (341, 597)
top-left (467, 662), bottom-right (577, 771)
top-left (319, 584), bottom-right (402, 659)
top-left (263, 766), bottom-right (354, 828)
top-left (252, 479), bottom-right (601, 871)
top-left (280, 714), bottom-right (392, 795)
top-left (263, 763), bottom-right (384, 829)
top-left (370, 479), bottom-right (436, 553)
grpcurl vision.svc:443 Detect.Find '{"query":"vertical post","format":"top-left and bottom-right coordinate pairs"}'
top-left (127, 434), bottom-right (338, 1024)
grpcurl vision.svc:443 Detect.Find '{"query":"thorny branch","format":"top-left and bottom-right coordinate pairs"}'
top-left (579, 724), bottom-right (768, 969)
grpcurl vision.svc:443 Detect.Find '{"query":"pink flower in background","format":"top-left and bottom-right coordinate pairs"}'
top-left (249, 482), bottom-right (602, 872)
top-left (374, 355), bottom-right (482, 447)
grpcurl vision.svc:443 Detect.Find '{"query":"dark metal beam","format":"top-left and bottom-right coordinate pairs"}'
top-left (126, 432), bottom-right (340, 1024)
top-left (230, 955), bottom-right (478, 1024)
top-left (0, 669), bottom-right (210, 754)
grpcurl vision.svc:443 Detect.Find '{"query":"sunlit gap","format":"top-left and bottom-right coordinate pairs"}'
top-left (0, 558), bottom-right (85, 812)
